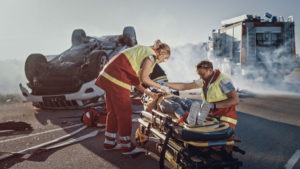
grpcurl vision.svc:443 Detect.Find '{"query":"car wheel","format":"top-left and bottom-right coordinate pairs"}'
top-left (83, 51), bottom-right (108, 81)
top-left (122, 26), bottom-right (137, 47)
top-left (25, 53), bottom-right (47, 82)
top-left (72, 29), bottom-right (86, 46)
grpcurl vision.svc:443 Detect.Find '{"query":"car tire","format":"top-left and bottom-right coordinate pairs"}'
top-left (122, 26), bottom-right (137, 47)
top-left (72, 29), bottom-right (87, 46)
top-left (25, 53), bottom-right (47, 82)
top-left (83, 50), bottom-right (108, 81)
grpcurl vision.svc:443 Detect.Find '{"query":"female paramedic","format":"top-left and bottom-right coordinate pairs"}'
top-left (95, 39), bottom-right (171, 155)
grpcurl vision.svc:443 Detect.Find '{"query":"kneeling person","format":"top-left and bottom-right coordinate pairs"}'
top-left (163, 60), bottom-right (239, 129)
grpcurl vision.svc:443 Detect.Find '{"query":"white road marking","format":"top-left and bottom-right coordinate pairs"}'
top-left (0, 123), bottom-right (83, 144)
top-left (45, 129), bottom-right (102, 150)
top-left (285, 150), bottom-right (300, 169)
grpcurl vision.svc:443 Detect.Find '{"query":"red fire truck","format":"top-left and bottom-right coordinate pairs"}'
top-left (208, 13), bottom-right (296, 82)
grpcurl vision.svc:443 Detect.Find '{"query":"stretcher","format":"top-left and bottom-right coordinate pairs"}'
top-left (136, 94), bottom-right (245, 169)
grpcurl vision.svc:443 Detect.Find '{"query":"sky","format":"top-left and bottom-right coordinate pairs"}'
top-left (0, 0), bottom-right (300, 94)
top-left (0, 0), bottom-right (299, 61)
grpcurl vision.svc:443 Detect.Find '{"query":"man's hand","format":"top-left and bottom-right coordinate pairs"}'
top-left (160, 86), bottom-right (171, 94)
top-left (158, 81), bottom-right (172, 94)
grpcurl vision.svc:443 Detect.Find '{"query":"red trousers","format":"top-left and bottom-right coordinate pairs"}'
top-left (211, 106), bottom-right (237, 129)
top-left (96, 75), bottom-right (134, 151)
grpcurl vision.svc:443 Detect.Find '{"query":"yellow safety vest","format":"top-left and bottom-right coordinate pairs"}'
top-left (123, 45), bottom-right (157, 77)
top-left (201, 73), bottom-right (230, 102)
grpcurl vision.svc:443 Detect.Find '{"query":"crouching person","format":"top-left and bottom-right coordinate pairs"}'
top-left (163, 60), bottom-right (239, 129)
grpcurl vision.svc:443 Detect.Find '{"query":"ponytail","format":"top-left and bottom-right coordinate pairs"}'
top-left (153, 39), bottom-right (170, 55)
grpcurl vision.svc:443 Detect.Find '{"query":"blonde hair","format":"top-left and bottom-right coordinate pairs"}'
top-left (153, 39), bottom-right (171, 55)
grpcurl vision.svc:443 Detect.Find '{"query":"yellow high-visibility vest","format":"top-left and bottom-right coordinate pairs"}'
top-left (123, 45), bottom-right (157, 77)
top-left (201, 73), bottom-right (230, 102)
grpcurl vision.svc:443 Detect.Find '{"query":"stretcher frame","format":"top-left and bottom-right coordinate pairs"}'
top-left (136, 108), bottom-right (245, 169)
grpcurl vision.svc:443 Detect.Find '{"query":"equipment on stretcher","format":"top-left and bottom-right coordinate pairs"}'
top-left (136, 93), bottom-right (245, 169)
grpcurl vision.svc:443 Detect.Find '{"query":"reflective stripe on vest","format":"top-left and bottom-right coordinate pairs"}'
top-left (202, 73), bottom-right (230, 102)
top-left (102, 72), bottom-right (131, 90)
top-left (220, 116), bottom-right (237, 125)
top-left (123, 45), bottom-right (157, 76)
top-left (152, 75), bottom-right (168, 82)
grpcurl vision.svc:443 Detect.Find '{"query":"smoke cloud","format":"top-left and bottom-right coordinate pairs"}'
top-left (161, 43), bottom-right (208, 82)
top-left (0, 42), bottom-right (299, 96)
top-left (0, 59), bottom-right (27, 95)
top-left (162, 42), bottom-right (300, 96)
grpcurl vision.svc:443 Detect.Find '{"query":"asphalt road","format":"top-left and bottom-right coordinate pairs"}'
top-left (0, 90), bottom-right (300, 169)
top-left (236, 93), bottom-right (300, 169)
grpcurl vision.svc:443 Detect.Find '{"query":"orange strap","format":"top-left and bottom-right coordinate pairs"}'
top-left (176, 112), bottom-right (189, 124)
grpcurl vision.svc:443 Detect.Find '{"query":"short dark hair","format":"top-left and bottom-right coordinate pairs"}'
top-left (196, 60), bottom-right (213, 69)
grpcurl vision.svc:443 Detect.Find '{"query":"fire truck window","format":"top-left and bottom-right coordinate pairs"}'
top-left (256, 33), bottom-right (282, 46)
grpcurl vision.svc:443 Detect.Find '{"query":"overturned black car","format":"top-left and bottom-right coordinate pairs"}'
top-left (20, 27), bottom-right (137, 109)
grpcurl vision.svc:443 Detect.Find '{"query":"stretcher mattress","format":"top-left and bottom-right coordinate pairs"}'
top-left (141, 110), bottom-right (234, 142)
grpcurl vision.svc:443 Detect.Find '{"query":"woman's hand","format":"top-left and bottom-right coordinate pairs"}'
top-left (144, 89), bottom-right (159, 99)
top-left (149, 91), bottom-right (159, 99)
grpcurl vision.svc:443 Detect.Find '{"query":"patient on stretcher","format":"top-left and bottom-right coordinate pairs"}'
top-left (142, 90), bottom-right (212, 127)
top-left (159, 96), bottom-right (192, 118)
top-left (141, 91), bottom-right (234, 141)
